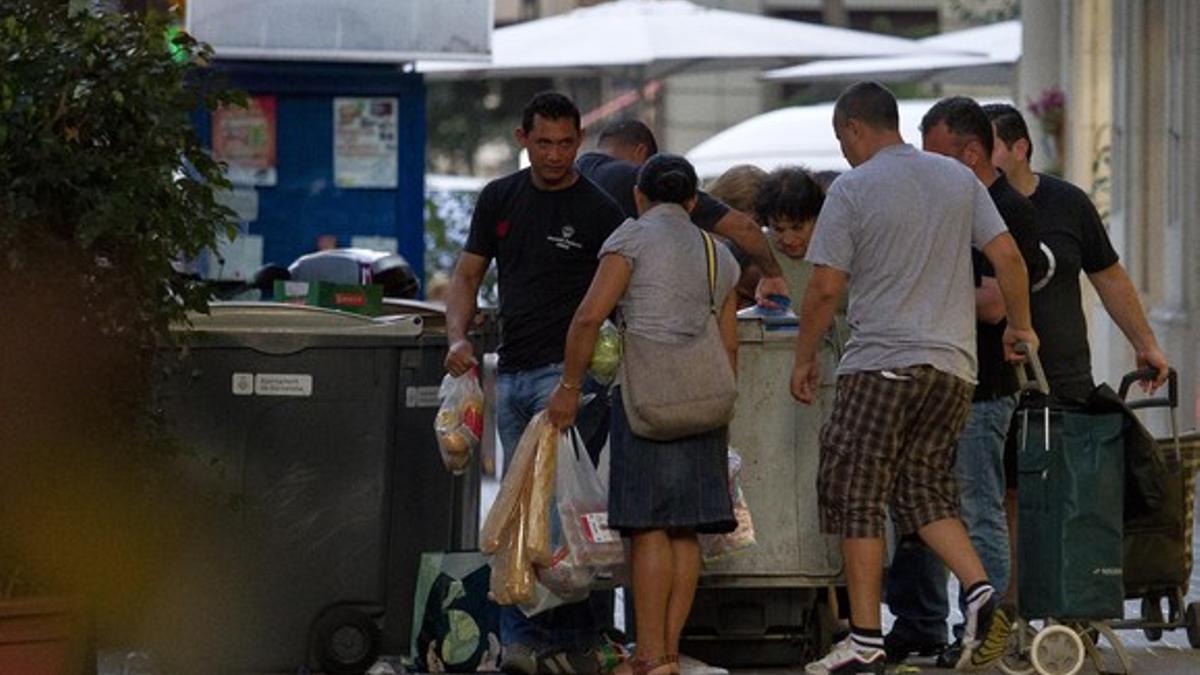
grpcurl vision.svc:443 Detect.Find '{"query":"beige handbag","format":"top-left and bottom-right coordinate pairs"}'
top-left (619, 230), bottom-right (737, 441)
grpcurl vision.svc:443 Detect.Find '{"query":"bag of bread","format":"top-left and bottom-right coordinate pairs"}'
top-left (525, 417), bottom-right (558, 566)
top-left (480, 412), bottom-right (544, 553)
top-left (489, 479), bottom-right (535, 606)
top-left (435, 369), bottom-right (485, 475)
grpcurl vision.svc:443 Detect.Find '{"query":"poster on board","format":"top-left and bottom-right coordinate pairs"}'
top-left (212, 95), bottom-right (277, 187)
top-left (334, 97), bottom-right (399, 189)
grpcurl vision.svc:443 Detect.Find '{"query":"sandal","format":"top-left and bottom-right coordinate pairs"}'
top-left (615, 653), bottom-right (676, 675)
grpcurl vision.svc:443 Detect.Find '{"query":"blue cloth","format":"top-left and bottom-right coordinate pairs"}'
top-left (607, 387), bottom-right (735, 534)
top-left (886, 395), bottom-right (1017, 639)
top-left (495, 362), bottom-right (611, 650)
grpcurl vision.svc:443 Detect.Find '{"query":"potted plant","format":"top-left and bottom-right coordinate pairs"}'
top-left (0, 2), bottom-right (240, 671)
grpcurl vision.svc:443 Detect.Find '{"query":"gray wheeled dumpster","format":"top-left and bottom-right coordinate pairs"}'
top-left (682, 312), bottom-right (844, 667)
top-left (153, 302), bottom-right (471, 674)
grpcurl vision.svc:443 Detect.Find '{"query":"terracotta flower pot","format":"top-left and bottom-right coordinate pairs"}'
top-left (0, 597), bottom-right (90, 675)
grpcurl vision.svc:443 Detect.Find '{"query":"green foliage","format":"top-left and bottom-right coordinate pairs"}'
top-left (946, 0), bottom-right (1020, 25)
top-left (426, 78), bottom-right (552, 174)
top-left (0, 0), bottom-right (242, 339)
top-left (0, 2), bottom-right (245, 616)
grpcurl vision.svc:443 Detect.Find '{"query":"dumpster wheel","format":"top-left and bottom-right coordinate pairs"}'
top-left (997, 618), bottom-right (1035, 675)
top-left (313, 605), bottom-right (382, 675)
top-left (1186, 602), bottom-right (1200, 648)
top-left (1140, 595), bottom-right (1164, 641)
top-left (1029, 624), bottom-right (1084, 675)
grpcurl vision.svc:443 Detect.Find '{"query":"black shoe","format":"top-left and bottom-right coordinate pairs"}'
top-left (934, 639), bottom-right (962, 669)
top-left (883, 627), bottom-right (947, 664)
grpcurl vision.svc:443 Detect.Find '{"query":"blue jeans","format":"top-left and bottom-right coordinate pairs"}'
top-left (886, 395), bottom-right (1017, 640)
top-left (495, 362), bottom-right (611, 651)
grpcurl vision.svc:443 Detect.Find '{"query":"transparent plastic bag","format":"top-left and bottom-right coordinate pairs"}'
top-left (525, 417), bottom-right (558, 566)
top-left (480, 412), bottom-right (544, 554)
top-left (588, 320), bottom-right (622, 385)
top-left (534, 541), bottom-right (595, 601)
top-left (434, 369), bottom-right (485, 474)
top-left (489, 479), bottom-right (535, 606)
top-left (700, 448), bottom-right (757, 562)
top-left (557, 428), bottom-right (625, 569)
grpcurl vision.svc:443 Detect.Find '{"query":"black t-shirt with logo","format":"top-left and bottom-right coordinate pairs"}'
top-left (465, 169), bottom-right (625, 372)
top-left (973, 175), bottom-right (1042, 400)
top-left (1028, 173), bottom-right (1120, 401)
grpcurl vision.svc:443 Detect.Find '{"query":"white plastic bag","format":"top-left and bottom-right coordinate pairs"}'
top-left (556, 428), bottom-right (625, 569)
top-left (700, 448), bottom-right (757, 562)
top-left (434, 370), bottom-right (485, 474)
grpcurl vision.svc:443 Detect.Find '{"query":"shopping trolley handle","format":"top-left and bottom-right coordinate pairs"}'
top-left (1118, 367), bottom-right (1178, 410)
top-left (1013, 342), bottom-right (1049, 396)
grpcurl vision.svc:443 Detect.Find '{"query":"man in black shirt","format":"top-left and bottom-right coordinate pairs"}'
top-left (882, 97), bottom-right (1049, 665)
top-left (982, 103), bottom-right (1168, 400)
top-left (444, 91), bottom-right (625, 674)
top-left (576, 118), bottom-right (791, 307)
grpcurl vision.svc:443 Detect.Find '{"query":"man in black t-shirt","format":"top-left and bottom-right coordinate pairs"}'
top-left (444, 91), bottom-right (625, 675)
top-left (982, 103), bottom-right (1169, 400)
top-left (576, 118), bottom-right (791, 307)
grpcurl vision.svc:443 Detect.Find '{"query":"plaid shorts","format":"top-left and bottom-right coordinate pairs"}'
top-left (817, 365), bottom-right (974, 538)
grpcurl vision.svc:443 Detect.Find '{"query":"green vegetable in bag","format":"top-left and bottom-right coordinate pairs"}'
top-left (589, 321), bottom-right (621, 384)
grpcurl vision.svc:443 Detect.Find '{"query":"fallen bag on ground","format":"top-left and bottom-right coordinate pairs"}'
top-left (410, 551), bottom-right (502, 673)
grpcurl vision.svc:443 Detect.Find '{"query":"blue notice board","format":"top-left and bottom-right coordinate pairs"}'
top-left (193, 60), bottom-right (427, 285)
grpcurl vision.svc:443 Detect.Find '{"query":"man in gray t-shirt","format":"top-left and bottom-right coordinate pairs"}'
top-left (791, 82), bottom-right (1038, 675)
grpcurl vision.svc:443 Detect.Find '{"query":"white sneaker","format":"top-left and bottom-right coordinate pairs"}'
top-left (804, 639), bottom-right (886, 674)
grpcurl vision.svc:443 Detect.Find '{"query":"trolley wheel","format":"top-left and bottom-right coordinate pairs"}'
top-left (997, 619), bottom-right (1036, 675)
top-left (1030, 624), bottom-right (1085, 675)
top-left (1141, 595), bottom-right (1164, 641)
top-left (312, 606), bottom-right (382, 675)
top-left (1186, 601), bottom-right (1200, 649)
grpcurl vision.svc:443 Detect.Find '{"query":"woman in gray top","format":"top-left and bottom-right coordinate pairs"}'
top-left (548, 154), bottom-right (740, 675)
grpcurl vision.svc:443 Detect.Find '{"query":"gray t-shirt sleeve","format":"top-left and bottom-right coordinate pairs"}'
top-left (971, 180), bottom-right (1008, 250)
top-left (805, 181), bottom-right (855, 273)
top-left (599, 218), bottom-right (642, 262)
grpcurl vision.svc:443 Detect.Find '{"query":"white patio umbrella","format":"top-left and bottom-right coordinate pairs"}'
top-left (417, 0), bottom-right (925, 81)
top-left (761, 20), bottom-right (1020, 86)
top-left (685, 97), bottom-right (1012, 180)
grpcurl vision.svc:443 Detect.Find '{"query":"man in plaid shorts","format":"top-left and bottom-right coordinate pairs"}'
top-left (790, 82), bottom-right (1038, 675)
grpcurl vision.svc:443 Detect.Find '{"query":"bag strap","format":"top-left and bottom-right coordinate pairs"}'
top-left (700, 230), bottom-right (718, 314)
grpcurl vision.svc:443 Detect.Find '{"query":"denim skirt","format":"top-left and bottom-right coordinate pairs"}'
top-left (608, 387), bottom-right (736, 534)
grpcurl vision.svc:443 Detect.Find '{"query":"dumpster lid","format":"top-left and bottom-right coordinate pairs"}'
top-left (173, 302), bottom-right (423, 337)
top-left (736, 305), bottom-right (799, 327)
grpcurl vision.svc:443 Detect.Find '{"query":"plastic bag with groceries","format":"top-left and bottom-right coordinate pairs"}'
top-left (588, 320), bottom-right (621, 385)
top-left (481, 412), bottom-right (625, 610)
top-left (435, 369), bottom-right (485, 474)
top-left (699, 448), bottom-right (757, 563)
